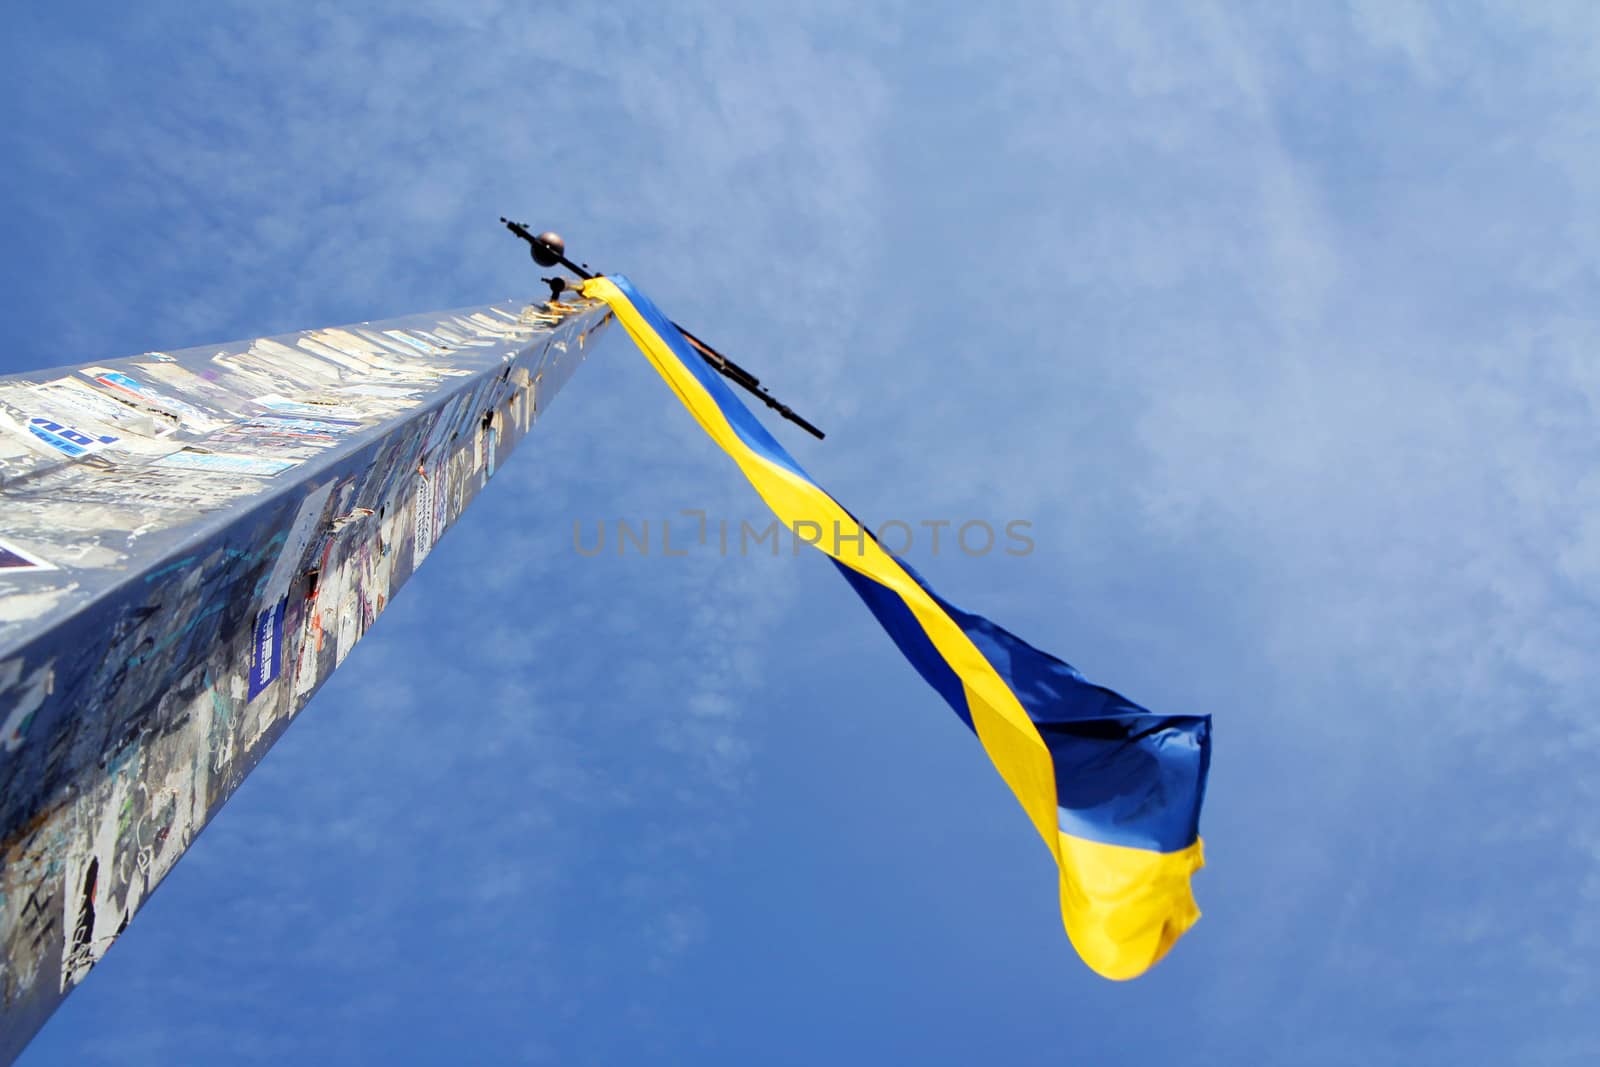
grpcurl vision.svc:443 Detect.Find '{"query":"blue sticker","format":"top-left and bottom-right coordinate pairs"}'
top-left (93, 370), bottom-right (148, 396)
top-left (249, 598), bottom-right (287, 700)
top-left (246, 414), bottom-right (361, 438)
top-left (27, 418), bottom-right (117, 457)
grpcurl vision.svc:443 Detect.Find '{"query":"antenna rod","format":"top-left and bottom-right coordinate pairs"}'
top-left (500, 219), bottom-right (825, 441)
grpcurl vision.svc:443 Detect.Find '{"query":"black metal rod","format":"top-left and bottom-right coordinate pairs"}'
top-left (500, 218), bottom-right (824, 441)
top-left (500, 218), bottom-right (594, 280)
top-left (673, 323), bottom-right (825, 440)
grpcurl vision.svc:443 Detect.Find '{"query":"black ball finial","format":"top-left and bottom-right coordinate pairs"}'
top-left (531, 231), bottom-right (565, 267)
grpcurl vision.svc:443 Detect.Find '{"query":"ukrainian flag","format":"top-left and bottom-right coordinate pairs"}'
top-left (583, 275), bottom-right (1211, 979)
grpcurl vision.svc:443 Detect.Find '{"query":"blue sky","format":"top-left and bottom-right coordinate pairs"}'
top-left (4, 2), bottom-right (1599, 1063)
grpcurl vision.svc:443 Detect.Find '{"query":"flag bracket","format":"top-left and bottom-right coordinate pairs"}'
top-left (500, 217), bottom-right (825, 440)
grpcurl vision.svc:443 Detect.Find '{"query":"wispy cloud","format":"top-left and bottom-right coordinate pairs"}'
top-left (12, 1), bottom-right (1600, 1063)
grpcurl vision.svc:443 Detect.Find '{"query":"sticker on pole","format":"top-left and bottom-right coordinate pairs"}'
top-left (0, 538), bottom-right (56, 572)
top-left (26, 418), bottom-right (117, 458)
top-left (155, 451), bottom-right (295, 477)
top-left (249, 597), bottom-right (288, 701)
top-left (413, 471), bottom-right (435, 564)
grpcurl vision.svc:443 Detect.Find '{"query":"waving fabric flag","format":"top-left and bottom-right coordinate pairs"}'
top-left (583, 275), bottom-right (1211, 980)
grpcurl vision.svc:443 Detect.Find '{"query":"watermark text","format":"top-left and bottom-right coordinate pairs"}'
top-left (572, 511), bottom-right (1035, 558)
